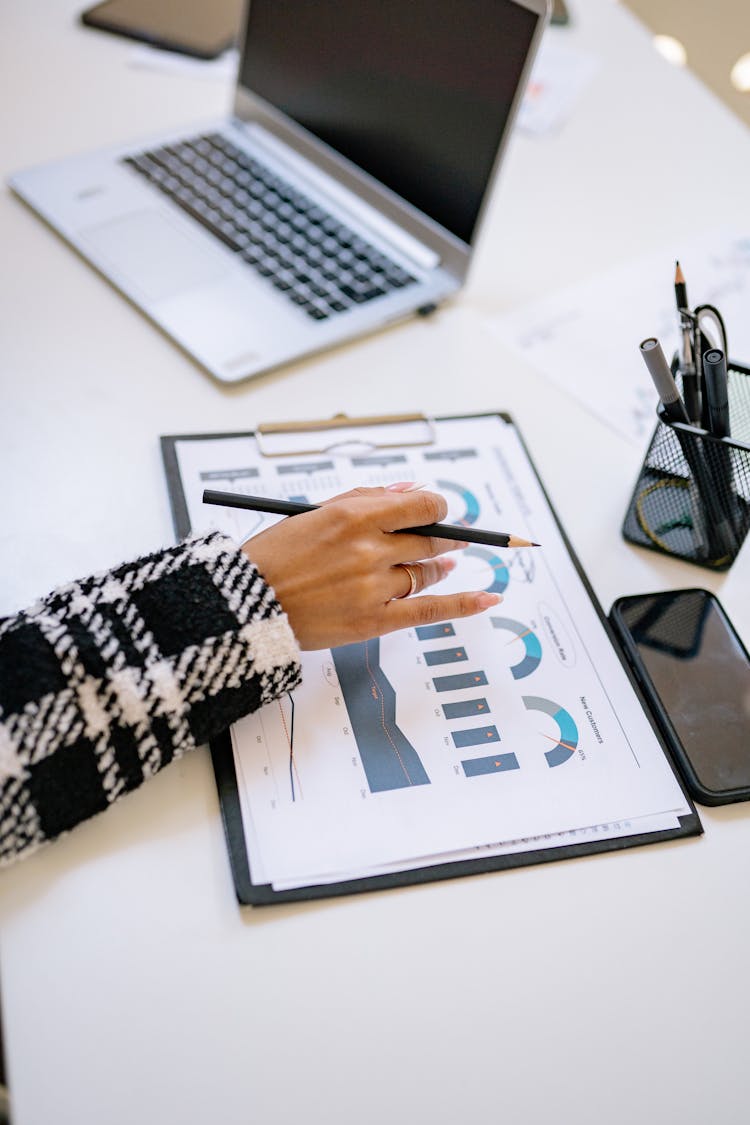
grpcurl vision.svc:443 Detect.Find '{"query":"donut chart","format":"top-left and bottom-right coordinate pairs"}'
top-left (435, 479), bottom-right (481, 526)
top-left (464, 546), bottom-right (510, 595)
top-left (522, 695), bottom-right (579, 767)
top-left (491, 617), bottom-right (542, 679)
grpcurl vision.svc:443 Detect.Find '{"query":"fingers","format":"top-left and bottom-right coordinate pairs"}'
top-left (387, 589), bottom-right (503, 632)
top-left (391, 557), bottom-right (457, 600)
top-left (313, 486), bottom-right (463, 564)
top-left (389, 530), bottom-right (467, 562)
top-left (317, 485), bottom-right (449, 532)
top-left (388, 556), bottom-right (502, 634)
top-left (245, 482), bottom-right (501, 651)
top-left (379, 488), bottom-right (449, 532)
top-left (317, 485), bottom-right (387, 506)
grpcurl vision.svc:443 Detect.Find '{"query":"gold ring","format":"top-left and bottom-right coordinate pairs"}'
top-left (394, 562), bottom-right (419, 599)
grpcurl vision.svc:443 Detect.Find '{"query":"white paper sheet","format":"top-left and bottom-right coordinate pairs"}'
top-left (174, 414), bottom-right (691, 890)
top-left (516, 35), bottom-right (601, 137)
top-left (485, 230), bottom-right (750, 445)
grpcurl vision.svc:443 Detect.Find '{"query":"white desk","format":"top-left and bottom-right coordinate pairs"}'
top-left (2, 3), bottom-right (750, 1123)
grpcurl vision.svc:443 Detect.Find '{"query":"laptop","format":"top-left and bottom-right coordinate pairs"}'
top-left (11, 0), bottom-right (549, 383)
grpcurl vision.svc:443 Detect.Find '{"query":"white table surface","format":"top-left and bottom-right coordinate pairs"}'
top-left (2, 2), bottom-right (750, 1123)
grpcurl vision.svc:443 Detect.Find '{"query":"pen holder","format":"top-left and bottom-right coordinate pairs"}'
top-left (622, 359), bottom-right (750, 570)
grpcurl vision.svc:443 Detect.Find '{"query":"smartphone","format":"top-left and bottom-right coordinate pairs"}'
top-left (80, 0), bottom-right (242, 61)
top-left (551, 0), bottom-right (571, 25)
top-left (610, 589), bottom-right (750, 805)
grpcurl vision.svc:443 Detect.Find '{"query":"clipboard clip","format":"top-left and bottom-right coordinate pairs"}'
top-left (255, 412), bottom-right (436, 457)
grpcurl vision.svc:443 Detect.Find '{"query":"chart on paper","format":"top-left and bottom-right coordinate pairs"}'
top-left (175, 414), bottom-right (691, 888)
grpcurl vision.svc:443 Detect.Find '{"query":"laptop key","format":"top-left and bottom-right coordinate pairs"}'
top-left (340, 281), bottom-right (385, 303)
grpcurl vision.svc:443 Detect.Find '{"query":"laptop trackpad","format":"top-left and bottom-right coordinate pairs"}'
top-left (78, 210), bottom-right (230, 302)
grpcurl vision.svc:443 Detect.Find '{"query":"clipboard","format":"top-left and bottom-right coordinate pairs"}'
top-left (161, 411), bottom-right (702, 905)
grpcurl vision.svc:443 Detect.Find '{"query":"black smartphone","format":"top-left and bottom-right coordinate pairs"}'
top-left (80, 0), bottom-right (242, 61)
top-left (610, 589), bottom-right (750, 805)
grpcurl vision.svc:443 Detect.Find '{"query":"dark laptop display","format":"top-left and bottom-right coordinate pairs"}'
top-left (240, 0), bottom-right (540, 244)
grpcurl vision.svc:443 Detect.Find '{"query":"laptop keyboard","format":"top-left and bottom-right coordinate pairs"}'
top-left (122, 133), bottom-right (417, 321)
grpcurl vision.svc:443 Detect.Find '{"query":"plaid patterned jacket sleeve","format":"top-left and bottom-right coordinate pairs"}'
top-left (0, 532), bottom-right (301, 867)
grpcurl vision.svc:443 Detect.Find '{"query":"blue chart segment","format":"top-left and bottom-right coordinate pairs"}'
top-left (462, 754), bottom-right (519, 777)
top-left (452, 726), bottom-right (500, 748)
top-left (424, 647), bottom-right (468, 666)
top-left (464, 547), bottom-right (510, 595)
top-left (331, 639), bottom-right (430, 793)
top-left (433, 670), bottom-right (488, 693)
top-left (442, 698), bottom-right (490, 719)
top-left (435, 480), bottom-right (481, 526)
top-left (491, 617), bottom-right (543, 679)
top-left (522, 695), bottom-right (579, 767)
top-left (416, 623), bottom-right (456, 641)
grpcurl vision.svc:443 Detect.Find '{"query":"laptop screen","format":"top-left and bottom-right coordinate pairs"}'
top-left (239, 0), bottom-right (541, 246)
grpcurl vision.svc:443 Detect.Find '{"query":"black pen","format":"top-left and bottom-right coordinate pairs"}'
top-left (702, 348), bottom-right (731, 437)
top-left (694, 305), bottom-right (728, 429)
top-left (202, 490), bottom-right (540, 549)
top-left (701, 347), bottom-right (737, 552)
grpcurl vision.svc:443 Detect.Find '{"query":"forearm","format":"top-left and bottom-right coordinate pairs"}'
top-left (0, 532), bottom-right (301, 867)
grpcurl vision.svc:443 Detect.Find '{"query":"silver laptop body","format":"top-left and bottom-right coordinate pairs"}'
top-left (10, 0), bottom-right (549, 383)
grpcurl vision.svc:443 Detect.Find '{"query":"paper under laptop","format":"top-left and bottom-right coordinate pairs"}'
top-left (10, 0), bottom-right (549, 383)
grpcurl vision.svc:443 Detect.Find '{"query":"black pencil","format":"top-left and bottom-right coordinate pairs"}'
top-left (674, 260), bottom-right (689, 311)
top-left (202, 489), bottom-right (540, 549)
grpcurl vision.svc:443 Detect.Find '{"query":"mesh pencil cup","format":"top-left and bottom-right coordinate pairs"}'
top-left (622, 359), bottom-right (750, 570)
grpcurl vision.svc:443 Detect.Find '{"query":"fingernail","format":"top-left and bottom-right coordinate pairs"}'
top-left (476, 592), bottom-right (502, 608)
top-left (386, 481), bottom-right (428, 492)
top-left (439, 557), bottom-right (457, 574)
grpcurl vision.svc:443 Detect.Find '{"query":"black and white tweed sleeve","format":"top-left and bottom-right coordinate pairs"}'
top-left (0, 532), bottom-right (301, 867)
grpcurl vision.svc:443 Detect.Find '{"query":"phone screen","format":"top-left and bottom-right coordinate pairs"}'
top-left (82, 0), bottom-right (242, 59)
top-left (616, 590), bottom-right (750, 794)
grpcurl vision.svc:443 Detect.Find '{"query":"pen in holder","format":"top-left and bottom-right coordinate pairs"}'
top-left (622, 358), bottom-right (750, 569)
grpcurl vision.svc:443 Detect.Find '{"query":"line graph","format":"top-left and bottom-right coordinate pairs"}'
top-left (331, 638), bottom-right (430, 792)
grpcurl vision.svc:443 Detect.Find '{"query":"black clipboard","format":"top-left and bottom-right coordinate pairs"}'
top-left (161, 412), bottom-right (702, 905)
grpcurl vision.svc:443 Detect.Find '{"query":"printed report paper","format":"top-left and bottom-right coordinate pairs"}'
top-left (175, 414), bottom-right (691, 890)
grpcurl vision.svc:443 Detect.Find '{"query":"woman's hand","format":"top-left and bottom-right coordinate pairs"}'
top-left (243, 485), bottom-right (502, 650)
